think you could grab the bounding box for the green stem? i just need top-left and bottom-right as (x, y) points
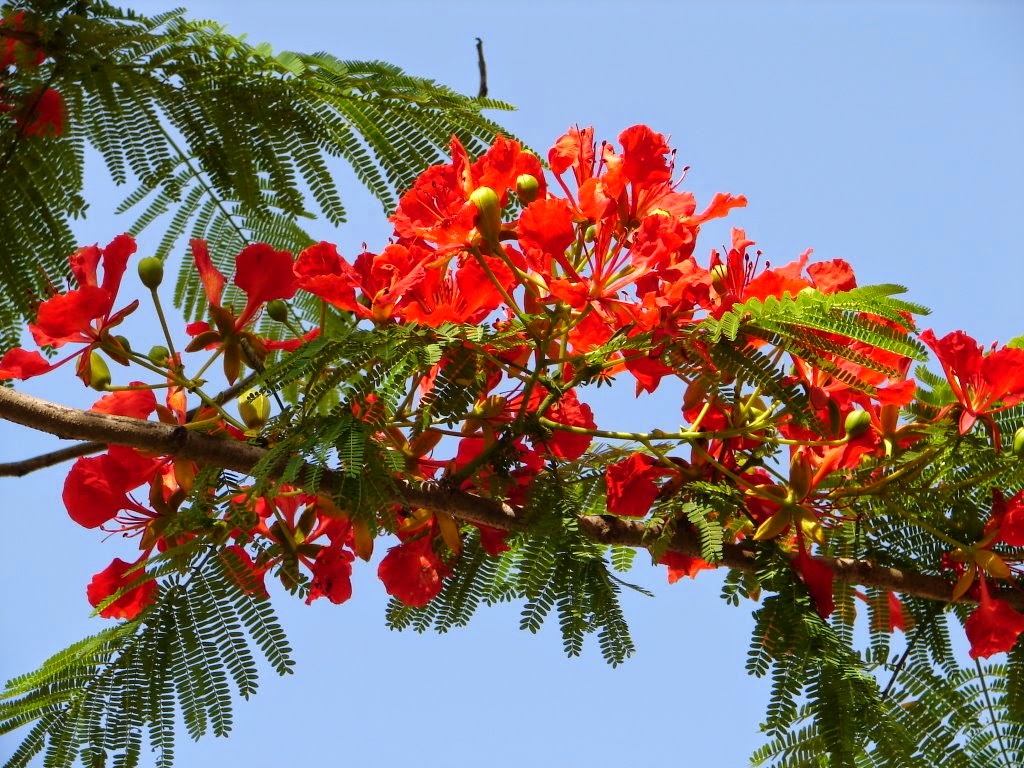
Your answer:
(149, 287), (180, 366)
(975, 657), (1014, 768)
(152, 119), (251, 248)
(885, 496), (967, 550)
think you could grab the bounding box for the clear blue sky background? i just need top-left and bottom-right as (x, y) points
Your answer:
(2, 2), (1023, 766)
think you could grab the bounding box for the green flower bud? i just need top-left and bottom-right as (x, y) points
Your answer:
(1013, 426), (1024, 457)
(845, 409), (872, 439)
(238, 389), (271, 430)
(584, 224), (598, 242)
(515, 174), (540, 205)
(89, 352), (111, 391)
(469, 186), (502, 246)
(266, 299), (289, 323)
(114, 335), (131, 354)
(147, 345), (170, 366)
(137, 257), (164, 290)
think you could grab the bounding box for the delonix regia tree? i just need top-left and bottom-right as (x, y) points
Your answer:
(2, 3), (1024, 767)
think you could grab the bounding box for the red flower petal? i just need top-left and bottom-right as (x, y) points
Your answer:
(91, 385), (157, 419)
(96, 233), (137, 303)
(548, 125), (595, 179)
(19, 88), (64, 137)
(0, 347), (52, 380)
(63, 455), (134, 528)
(234, 242), (297, 323)
(63, 448), (158, 528)
(29, 286), (110, 347)
(887, 592), (907, 634)
(793, 548), (835, 618)
(189, 239), (226, 307)
(659, 551), (714, 583)
(220, 545), (269, 598)
(87, 557), (157, 620)
(683, 192), (748, 227)
(807, 259), (857, 294)
(518, 198), (577, 270)
(294, 241), (359, 313)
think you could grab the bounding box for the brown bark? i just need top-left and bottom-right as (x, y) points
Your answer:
(0, 386), (1003, 609)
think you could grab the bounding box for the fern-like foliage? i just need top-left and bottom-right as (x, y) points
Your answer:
(0, 547), (292, 768)
(385, 467), (643, 667)
(751, 643), (1024, 767)
(0, 0), (513, 345)
(701, 286), (929, 397)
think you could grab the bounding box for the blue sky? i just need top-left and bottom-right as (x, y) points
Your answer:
(2, 2), (1023, 765)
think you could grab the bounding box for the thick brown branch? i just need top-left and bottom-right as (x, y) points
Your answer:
(0, 374), (259, 477)
(0, 386), (1008, 609)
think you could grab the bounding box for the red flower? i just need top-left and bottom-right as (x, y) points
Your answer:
(401, 252), (514, 326)
(538, 389), (596, 461)
(17, 87), (64, 137)
(295, 241), (429, 324)
(965, 579), (1024, 659)
(221, 545), (269, 598)
(709, 229), (813, 318)
(920, 329), (1024, 441)
(233, 242), (299, 325)
(793, 543), (835, 619)
(190, 239), (297, 331)
(391, 134), (541, 250)
(476, 524), (511, 556)
(605, 453), (664, 518)
(548, 126), (596, 183)
(517, 197), (577, 278)
(806, 259), (857, 294)
(1, 12), (45, 68)
(377, 535), (449, 607)
(63, 445), (160, 529)
(991, 489), (1024, 547)
(293, 241), (360, 312)
(31, 234), (137, 348)
(186, 240), (298, 381)
(87, 557), (158, 620)
(306, 546), (355, 605)
(27, 234), (138, 385)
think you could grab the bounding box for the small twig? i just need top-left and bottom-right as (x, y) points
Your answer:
(475, 37), (487, 98)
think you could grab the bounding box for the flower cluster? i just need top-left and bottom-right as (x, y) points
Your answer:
(0, 11), (64, 137)
(4, 125), (1024, 661)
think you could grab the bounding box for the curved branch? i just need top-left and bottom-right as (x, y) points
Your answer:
(0, 386), (1003, 610)
(0, 440), (104, 476)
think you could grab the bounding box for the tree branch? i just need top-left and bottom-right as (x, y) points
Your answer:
(475, 37), (487, 98)
(0, 440), (105, 476)
(0, 373), (259, 477)
(0, 386), (1001, 609)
